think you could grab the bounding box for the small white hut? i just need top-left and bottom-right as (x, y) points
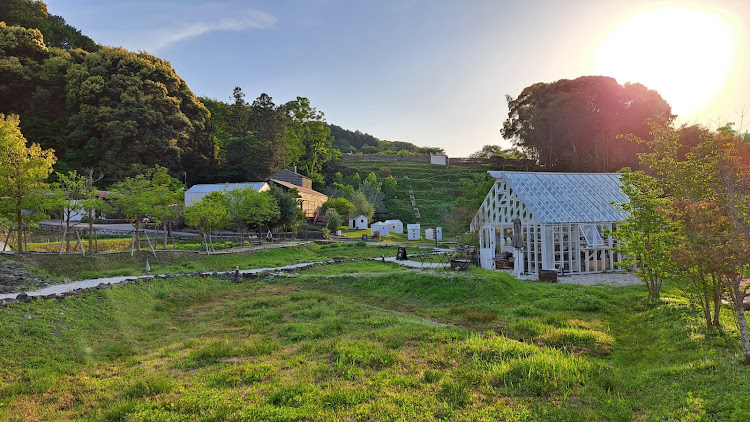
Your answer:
(384, 219), (404, 233)
(425, 227), (443, 241)
(407, 224), (421, 240)
(471, 171), (627, 275)
(349, 215), (368, 230)
(371, 222), (390, 237)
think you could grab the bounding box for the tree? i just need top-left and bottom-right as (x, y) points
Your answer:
(613, 170), (678, 301)
(146, 166), (183, 249)
(325, 209), (343, 232)
(225, 188), (279, 245)
(502, 76), (672, 172)
(350, 191), (374, 220)
(469, 144), (521, 159)
(626, 118), (750, 362)
(359, 177), (386, 214)
(225, 187), (279, 246)
(0, 114), (56, 252)
(110, 174), (152, 253)
(78, 167), (105, 253)
(184, 192), (227, 253)
(381, 175), (398, 198)
(284, 97), (338, 190)
(269, 186), (304, 238)
(320, 197), (355, 219)
(49, 170), (87, 252)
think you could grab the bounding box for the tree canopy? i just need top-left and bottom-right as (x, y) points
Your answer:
(502, 76), (672, 172)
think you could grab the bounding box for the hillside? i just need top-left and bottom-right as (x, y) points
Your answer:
(333, 161), (502, 230)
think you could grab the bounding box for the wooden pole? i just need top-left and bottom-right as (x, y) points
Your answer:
(76, 230), (85, 255)
(143, 228), (157, 257)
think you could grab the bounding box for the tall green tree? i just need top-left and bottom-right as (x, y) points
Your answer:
(613, 170), (678, 301)
(0, 113), (56, 251)
(284, 97), (339, 190)
(269, 186), (304, 238)
(146, 166), (183, 249)
(502, 76), (672, 172)
(49, 170), (87, 252)
(350, 191), (374, 220)
(224, 187), (279, 246)
(184, 192), (227, 254)
(625, 118), (750, 362)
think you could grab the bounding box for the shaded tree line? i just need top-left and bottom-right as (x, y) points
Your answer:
(199, 89), (339, 190)
(329, 124), (444, 156)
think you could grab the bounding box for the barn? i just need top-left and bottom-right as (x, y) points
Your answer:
(471, 171), (627, 275)
(184, 182), (270, 207)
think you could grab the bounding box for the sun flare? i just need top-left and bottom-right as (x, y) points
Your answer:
(593, 6), (739, 119)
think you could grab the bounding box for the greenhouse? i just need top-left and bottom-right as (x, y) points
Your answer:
(471, 171), (628, 275)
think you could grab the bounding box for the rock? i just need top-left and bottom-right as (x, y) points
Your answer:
(16, 293), (30, 302)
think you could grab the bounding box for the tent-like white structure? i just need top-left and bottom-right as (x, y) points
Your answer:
(471, 171), (627, 275)
(184, 182), (270, 207)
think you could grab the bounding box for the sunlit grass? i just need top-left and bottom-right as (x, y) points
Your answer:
(0, 264), (749, 420)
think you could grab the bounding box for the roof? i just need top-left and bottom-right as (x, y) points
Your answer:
(487, 171), (627, 224)
(185, 182), (268, 194)
(350, 215), (367, 220)
(384, 219), (402, 224)
(269, 179), (327, 198)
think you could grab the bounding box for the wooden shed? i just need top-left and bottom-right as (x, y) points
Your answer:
(471, 171), (627, 275)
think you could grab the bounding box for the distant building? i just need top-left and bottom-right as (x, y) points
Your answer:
(371, 221), (390, 237)
(268, 167), (328, 218)
(269, 167), (313, 190)
(384, 219), (404, 234)
(184, 182), (270, 207)
(349, 215), (368, 230)
(407, 223), (421, 240)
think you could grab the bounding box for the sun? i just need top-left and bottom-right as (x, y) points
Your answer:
(593, 6), (739, 119)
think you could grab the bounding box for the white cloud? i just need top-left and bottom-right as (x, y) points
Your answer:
(135, 9), (277, 52)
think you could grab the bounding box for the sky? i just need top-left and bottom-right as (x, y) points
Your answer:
(44, 0), (750, 157)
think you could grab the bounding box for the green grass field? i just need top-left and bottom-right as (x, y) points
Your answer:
(1, 259), (749, 420)
(335, 161), (502, 229)
(7, 242), (418, 282)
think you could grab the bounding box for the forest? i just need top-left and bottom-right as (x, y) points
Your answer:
(0, 0), (447, 189)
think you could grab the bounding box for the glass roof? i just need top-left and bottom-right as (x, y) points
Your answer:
(487, 171), (627, 224)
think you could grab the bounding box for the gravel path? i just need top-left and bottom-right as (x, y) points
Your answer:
(535, 271), (641, 286)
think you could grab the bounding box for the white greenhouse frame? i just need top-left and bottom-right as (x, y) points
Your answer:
(471, 171), (628, 275)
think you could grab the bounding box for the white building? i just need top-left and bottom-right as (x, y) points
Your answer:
(349, 215), (368, 230)
(184, 182), (270, 207)
(471, 171), (627, 275)
(407, 223), (421, 240)
(384, 219), (404, 234)
(371, 222), (390, 237)
(425, 227), (443, 241)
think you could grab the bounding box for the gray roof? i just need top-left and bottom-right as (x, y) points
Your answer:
(185, 182), (268, 194)
(488, 171), (627, 224)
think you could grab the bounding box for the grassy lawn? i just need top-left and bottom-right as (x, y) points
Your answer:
(6, 243), (419, 282)
(1, 263), (749, 420)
